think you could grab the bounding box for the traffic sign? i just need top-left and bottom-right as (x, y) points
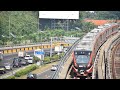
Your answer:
(35, 51), (45, 55)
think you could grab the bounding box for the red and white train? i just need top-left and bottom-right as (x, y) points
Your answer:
(71, 23), (119, 78)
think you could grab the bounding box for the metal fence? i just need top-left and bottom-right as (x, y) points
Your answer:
(51, 38), (81, 79)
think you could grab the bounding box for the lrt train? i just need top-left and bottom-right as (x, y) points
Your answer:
(71, 23), (119, 78)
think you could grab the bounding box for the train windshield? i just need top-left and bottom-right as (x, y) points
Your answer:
(74, 50), (91, 64)
(76, 55), (90, 64)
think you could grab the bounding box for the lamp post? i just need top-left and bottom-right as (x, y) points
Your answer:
(50, 37), (52, 57)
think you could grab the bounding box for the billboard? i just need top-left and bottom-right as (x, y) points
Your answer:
(39, 11), (79, 19)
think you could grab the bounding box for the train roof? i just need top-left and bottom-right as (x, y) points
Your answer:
(74, 23), (118, 51)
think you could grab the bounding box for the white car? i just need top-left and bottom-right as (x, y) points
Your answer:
(51, 65), (57, 71)
(25, 55), (30, 60)
(28, 59), (33, 64)
(4, 63), (12, 70)
(25, 55), (33, 60)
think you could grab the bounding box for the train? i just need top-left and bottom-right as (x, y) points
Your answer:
(71, 22), (120, 79)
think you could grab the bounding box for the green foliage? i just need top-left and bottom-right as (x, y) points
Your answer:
(14, 64), (38, 77)
(2, 11), (119, 45)
(81, 11), (120, 20)
(5, 76), (15, 79)
(33, 56), (40, 62)
(59, 52), (65, 58)
(0, 11), (38, 45)
(44, 56), (50, 62)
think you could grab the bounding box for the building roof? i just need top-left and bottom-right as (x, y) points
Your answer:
(84, 19), (120, 26)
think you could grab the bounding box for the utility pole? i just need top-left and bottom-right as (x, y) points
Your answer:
(41, 32), (42, 49)
(50, 37), (52, 57)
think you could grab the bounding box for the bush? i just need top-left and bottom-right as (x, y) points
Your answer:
(50, 54), (59, 61)
(59, 53), (65, 58)
(14, 64), (38, 77)
(44, 56), (50, 62)
(5, 76), (15, 79)
(33, 56), (40, 62)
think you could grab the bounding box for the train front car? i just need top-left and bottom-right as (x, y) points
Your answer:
(73, 50), (92, 78)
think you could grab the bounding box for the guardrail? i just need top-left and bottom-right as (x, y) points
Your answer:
(51, 38), (81, 79)
(0, 42), (51, 49)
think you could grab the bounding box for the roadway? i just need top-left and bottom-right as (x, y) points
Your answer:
(37, 69), (55, 79)
(0, 48), (55, 76)
(37, 61), (59, 79)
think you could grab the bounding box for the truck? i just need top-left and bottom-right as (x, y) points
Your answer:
(54, 45), (63, 55)
(18, 51), (26, 58)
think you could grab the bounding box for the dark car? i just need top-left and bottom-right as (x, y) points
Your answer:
(0, 66), (6, 74)
(13, 58), (22, 67)
(27, 73), (37, 79)
(19, 58), (29, 65)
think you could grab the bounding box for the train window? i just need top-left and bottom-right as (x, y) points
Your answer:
(112, 28), (113, 32)
(76, 55), (90, 64)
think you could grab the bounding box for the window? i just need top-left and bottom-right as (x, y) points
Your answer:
(75, 55), (90, 64)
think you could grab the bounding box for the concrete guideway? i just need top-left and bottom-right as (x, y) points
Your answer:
(58, 54), (73, 79)
(93, 32), (120, 79)
(109, 38), (120, 79)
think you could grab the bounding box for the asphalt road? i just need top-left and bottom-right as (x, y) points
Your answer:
(0, 48), (55, 76)
(37, 61), (59, 79)
(37, 69), (56, 79)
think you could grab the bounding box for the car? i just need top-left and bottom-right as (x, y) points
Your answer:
(0, 66), (6, 74)
(19, 58), (29, 65)
(4, 63), (12, 70)
(25, 55), (33, 60)
(27, 73), (37, 79)
(51, 65), (58, 71)
(13, 58), (22, 68)
(27, 58), (34, 64)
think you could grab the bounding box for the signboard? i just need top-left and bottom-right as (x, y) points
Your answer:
(34, 49), (45, 60)
(39, 11), (79, 19)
